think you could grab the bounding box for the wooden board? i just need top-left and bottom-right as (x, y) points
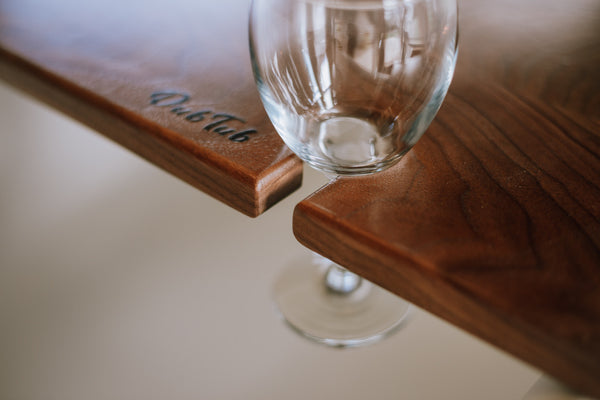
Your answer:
(293, 0), (600, 395)
(0, 0), (302, 217)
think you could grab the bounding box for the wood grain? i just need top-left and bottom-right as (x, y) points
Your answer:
(294, 0), (600, 395)
(0, 0), (302, 217)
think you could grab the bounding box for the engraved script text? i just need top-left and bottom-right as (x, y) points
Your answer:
(150, 91), (257, 142)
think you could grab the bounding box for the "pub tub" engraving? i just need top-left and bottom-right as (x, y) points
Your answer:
(150, 91), (258, 143)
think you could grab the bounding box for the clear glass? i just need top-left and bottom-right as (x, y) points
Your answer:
(250, 0), (457, 346)
(250, 0), (458, 175)
(273, 253), (413, 347)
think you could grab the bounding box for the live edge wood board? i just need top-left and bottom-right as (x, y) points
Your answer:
(294, 0), (600, 396)
(0, 0), (302, 217)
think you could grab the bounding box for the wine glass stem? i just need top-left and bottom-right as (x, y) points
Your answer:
(325, 264), (362, 294)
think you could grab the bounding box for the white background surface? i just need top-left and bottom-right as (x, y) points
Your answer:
(0, 81), (541, 399)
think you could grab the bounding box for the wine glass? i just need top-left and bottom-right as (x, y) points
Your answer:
(249, 0), (458, 347)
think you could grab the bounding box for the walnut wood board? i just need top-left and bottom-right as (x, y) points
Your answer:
(0, 0), (302, 217)
(294, 0), (600, 395)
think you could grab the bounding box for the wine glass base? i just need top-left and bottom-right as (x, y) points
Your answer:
(273, 255), (412, 348)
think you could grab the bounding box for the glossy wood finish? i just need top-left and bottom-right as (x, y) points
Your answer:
(0, 0), (302, 217)
(294, 0), (600, 395)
